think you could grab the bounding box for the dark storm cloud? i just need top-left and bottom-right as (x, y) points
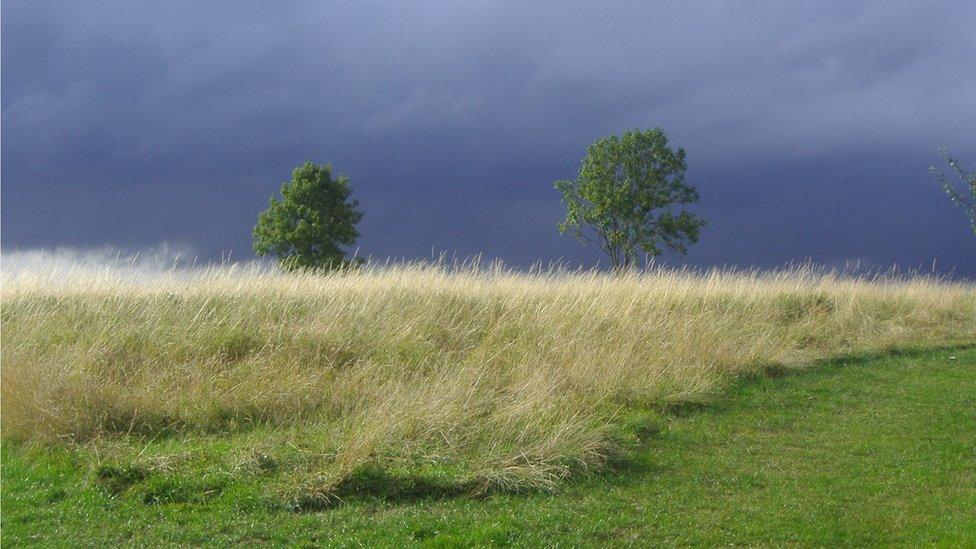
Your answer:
(3, 1), (975, 273)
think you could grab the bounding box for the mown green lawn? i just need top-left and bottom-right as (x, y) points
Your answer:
(3, 347), (974, 547)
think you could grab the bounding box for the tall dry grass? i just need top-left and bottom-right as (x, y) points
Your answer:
(2, 261), (974, 495)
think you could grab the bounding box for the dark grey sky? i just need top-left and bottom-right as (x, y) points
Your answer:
(3, 1), (975, 274)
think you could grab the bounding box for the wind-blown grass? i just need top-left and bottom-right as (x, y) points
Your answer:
(2, 261), (973, 501)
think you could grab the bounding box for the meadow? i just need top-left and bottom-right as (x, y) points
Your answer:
(1, 261), (974, 544)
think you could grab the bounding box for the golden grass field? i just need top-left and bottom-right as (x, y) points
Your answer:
(2, 261), (974, 500)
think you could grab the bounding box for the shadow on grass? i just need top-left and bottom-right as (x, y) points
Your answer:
(96, 402), (328, 443)
(305, 343), (976, 510)
(555, 342), (975, 494)
(86, 343), (976, 512)
(742, 342), (976, 385)
(283, 466), (510, 513)
(644, 344), (974, 423)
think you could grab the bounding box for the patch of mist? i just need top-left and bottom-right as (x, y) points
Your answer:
(0, 244), (274, 287)
(2, 243), (195, 273)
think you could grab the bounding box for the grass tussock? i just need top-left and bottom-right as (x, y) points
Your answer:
(2, 261), (974, 498)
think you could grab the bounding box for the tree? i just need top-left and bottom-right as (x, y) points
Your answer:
(555, 128), (705, 269)
(253, 161), (364, 271)
(930, 148), (976, 235)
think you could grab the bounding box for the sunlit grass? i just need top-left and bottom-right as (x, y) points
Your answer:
(2, 260), (973, 502)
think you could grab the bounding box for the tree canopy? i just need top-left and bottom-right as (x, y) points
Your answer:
(931, 148), (976, 235)
(555, 128), (705, 269)
(253, 161), (363, 270)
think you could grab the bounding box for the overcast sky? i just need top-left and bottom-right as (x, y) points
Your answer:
(3, 1), (975, 274)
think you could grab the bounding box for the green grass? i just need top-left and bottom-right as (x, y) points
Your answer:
(3, 346), (974, 547)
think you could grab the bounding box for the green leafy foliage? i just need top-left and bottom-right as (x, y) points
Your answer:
(555, 128), (706, 269)
(930, 148), (976, 235)
(253, 161), (364, 270)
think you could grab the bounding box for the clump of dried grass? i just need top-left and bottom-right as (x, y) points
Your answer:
(2, 261), (973, 493)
